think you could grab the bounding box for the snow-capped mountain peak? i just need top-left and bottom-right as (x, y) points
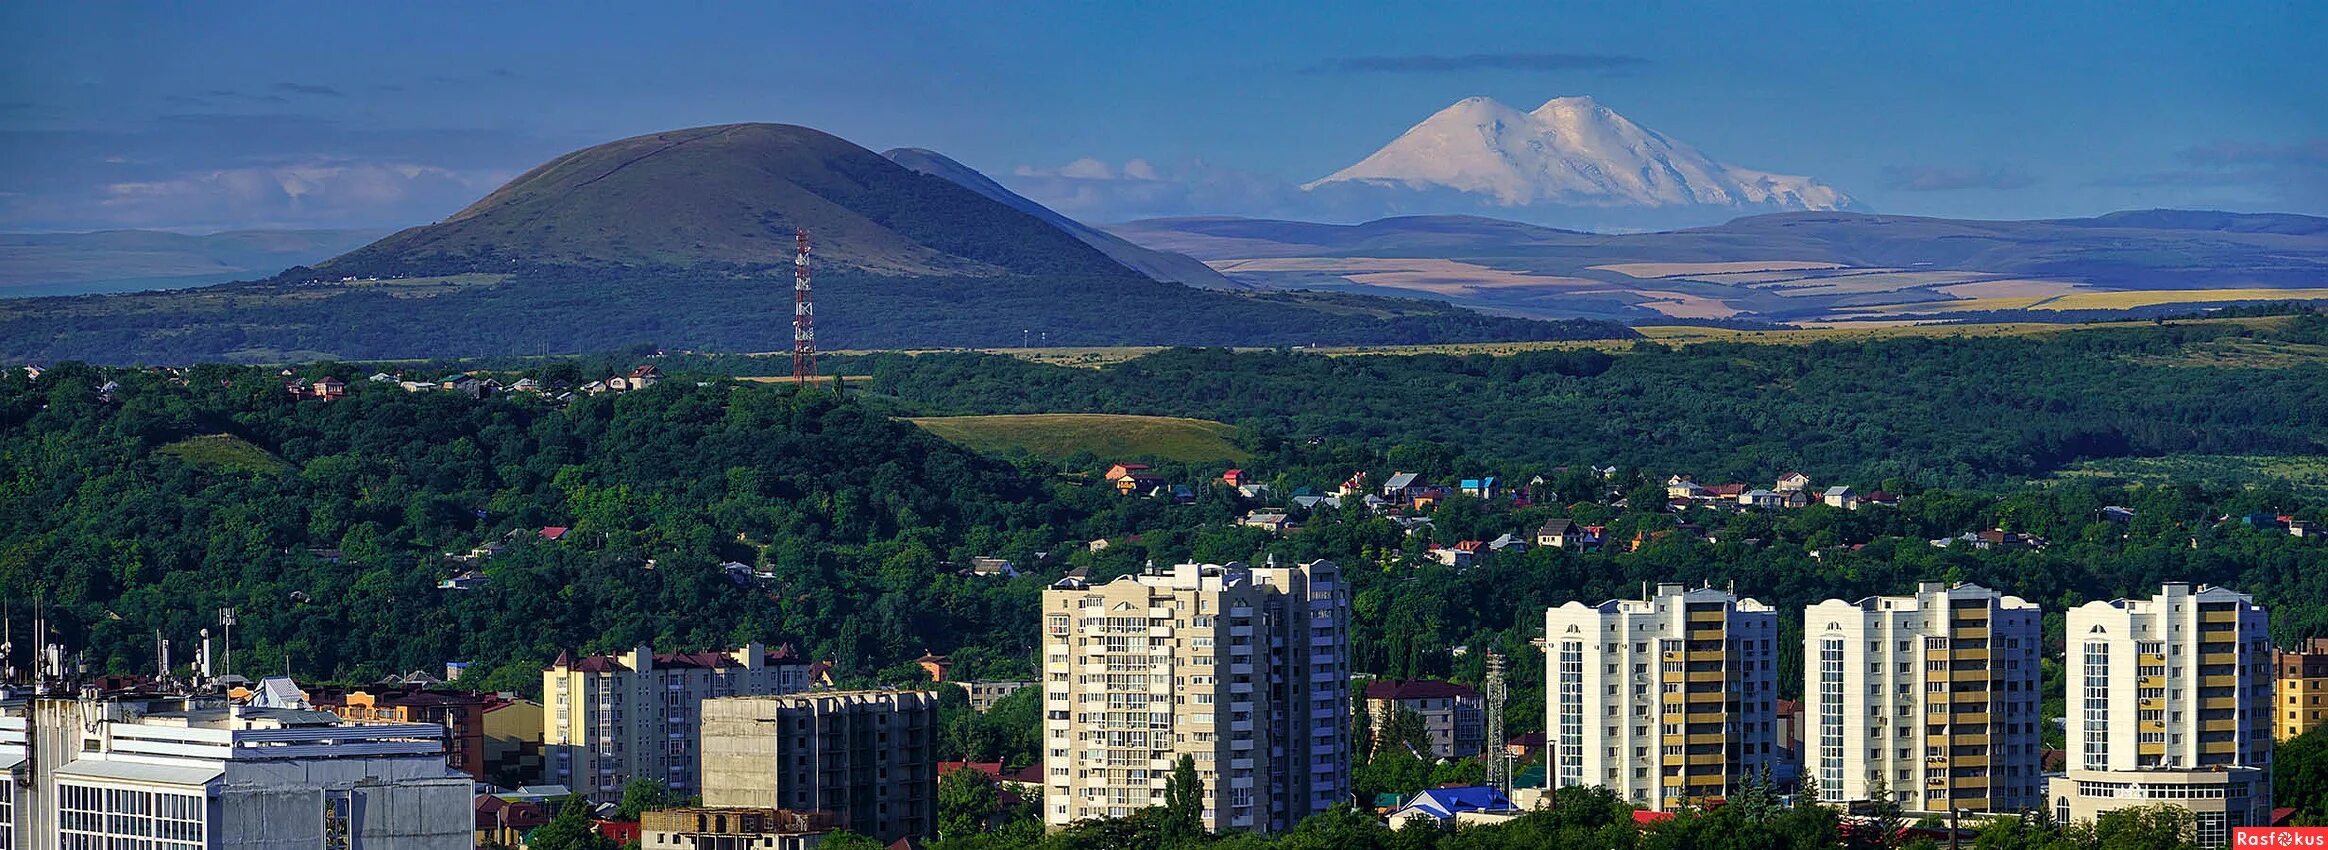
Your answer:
(1304, 95), (1854, 213)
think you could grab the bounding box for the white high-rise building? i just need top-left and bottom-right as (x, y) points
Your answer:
(1041, 560), (1349, 833)
(2047, 583), (2273, 847)
(1803, 582), (2043, 816)
(0, 694), (471, 849)
(1543, 583), (1779, 811)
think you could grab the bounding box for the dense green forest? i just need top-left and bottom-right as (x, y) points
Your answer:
(787, 314), (2328, 488)
(6, 357), (2325, 713)
(0, 365), (1083, 690)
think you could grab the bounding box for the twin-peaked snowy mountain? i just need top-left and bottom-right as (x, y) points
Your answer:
(1303, 96), (1857, 227)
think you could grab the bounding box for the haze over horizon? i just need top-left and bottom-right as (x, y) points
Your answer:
(2, 1), (2322, 233)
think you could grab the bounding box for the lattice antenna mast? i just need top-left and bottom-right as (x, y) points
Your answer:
(1485, 650), (1512, 801)
(791, 229), (817, 382)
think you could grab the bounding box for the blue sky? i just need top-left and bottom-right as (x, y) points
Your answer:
(1, 1), (2321, 231)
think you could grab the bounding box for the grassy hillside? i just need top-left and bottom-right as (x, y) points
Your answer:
(907, 414), (1249, 463)
(2053, 454), (2328, 496)
(156, 434), (291, 474)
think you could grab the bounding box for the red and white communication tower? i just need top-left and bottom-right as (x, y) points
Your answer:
(791, 228), (817, 381)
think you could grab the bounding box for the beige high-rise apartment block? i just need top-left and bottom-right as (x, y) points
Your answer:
(1040, 560), (1349, 833)
(2276, 637), (2328, 742)
(1544, 583), (1779, 811)
(1803, 582), (2043, 816)
(2047, 583), (2272, 847)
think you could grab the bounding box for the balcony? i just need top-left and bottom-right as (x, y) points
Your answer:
(1950, 627), (1989, 640)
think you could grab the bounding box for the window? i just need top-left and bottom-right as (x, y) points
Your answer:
(2081, 643), (2110, 770)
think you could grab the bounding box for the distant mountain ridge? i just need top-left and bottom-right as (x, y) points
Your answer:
(1302, 96), (1857, 229)
(322, 123), (1154, 279)
(881, 147), (1241, 290)
(0, 123), (1629, 363)
(1109, 209), (2328, 324)
(1, 228), (387, 297)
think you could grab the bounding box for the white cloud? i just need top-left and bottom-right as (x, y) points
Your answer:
(1004, 157), (1312, 222)
(78, 159), (509, 228)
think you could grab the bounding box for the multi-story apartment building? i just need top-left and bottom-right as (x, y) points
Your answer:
(543, 642), (810, 801)
(0, 694), (471, 849)
(2047, 584), (2273, 847)
(1041, 560), (1350, 833)
(1803, 582), (2043, 816)
(699, 690), (939, 843)
(961, 680), (1034, 713)
(310, 684), (544, 784)
(1363, 679), (1484, 758)
(1543, 583), (1779, 811)
(2276, 637), (2328, 741)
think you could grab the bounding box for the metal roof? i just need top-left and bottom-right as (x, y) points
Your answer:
(55, 759), (223, 787)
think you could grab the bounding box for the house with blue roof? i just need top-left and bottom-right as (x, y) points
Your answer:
(1459, 477), (1498, 499)
(1386, 786), (1515, 828)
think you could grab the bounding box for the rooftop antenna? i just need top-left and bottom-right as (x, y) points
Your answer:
(218, 608), (237, 682)
(791, 229), (817, 383)
(1, 601), (12, 684)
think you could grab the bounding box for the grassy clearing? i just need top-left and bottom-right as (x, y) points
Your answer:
(906, 414), (1249, 463)
(2126, 337), (2328, 369)
(2052, 455), (2328, 496)
(157, 434), (291, 475)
